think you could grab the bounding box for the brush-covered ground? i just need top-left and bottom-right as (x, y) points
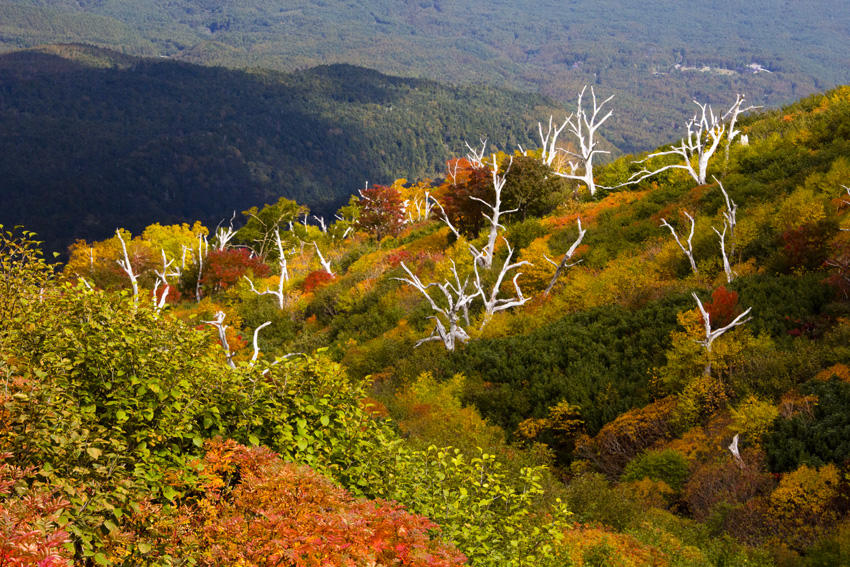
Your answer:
(3, 85), (850, 566)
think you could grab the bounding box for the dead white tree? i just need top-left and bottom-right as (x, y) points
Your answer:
(404, 191), (435, 223)
(723, 94), (761, 172)
(152, 249), (180, 310)
(251, 321), (272, 364)
(244, 230), (292, 309)
(728, 433), (744, 468)
(629, 101), (726, 186)
(713, 222), (734, 284)
(465, 139), (488, 168)
(471, 155), (516, 269)
(661, 212), (698, 274)
(692, 292), (753, 375)
(115, 230), (139, 304)
(544, 218), (587, 295)
(536, 115), (570, 167)
(213, 212), (238, 251)
(717, 178), (738, 257)
(195, 232), (207, 302)
(473, 238), (530, 329)
(396, 261), (480, 351)
(431, 155), (516, 270)
(551, 86), (614, 197)
(203, 311), (236, 369)
(313, 241), (334, 275)
(313, 215), (327, 234)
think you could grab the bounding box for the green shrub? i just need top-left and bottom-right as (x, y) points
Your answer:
(621, 449), (691, 491)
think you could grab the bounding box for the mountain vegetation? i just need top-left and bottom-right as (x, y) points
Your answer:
(2, 0), (850, 152)
(5, 78), (850, 565)
(0, 45), (569, 255)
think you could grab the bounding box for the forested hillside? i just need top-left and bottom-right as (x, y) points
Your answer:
(4, 84), (850, 565)
(2, 0), (849, 151)
(0, 44), (567, 255)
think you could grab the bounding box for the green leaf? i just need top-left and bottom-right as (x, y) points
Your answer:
(296, 438), (308, 451)
(192, 436), (203, 447)
(320, 415), (330, 427)
(94, 553), (109, 566)
(103, 520), (117, 533)
(248, 435), (259, 446)
(138, 543), (152, 554)
(86, 447), (102, 460)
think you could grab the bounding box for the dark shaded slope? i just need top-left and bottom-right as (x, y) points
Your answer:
(0, 47), (561, 253)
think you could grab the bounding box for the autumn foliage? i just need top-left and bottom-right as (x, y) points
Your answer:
(0, 454), (72, 567)
(301, 269), (335, 293)
(194, 440), (468, 566)
(356, 184), (406, 241)
(202, 248), (270, 293)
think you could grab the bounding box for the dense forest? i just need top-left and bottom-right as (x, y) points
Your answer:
(0, 44), (571, 255)
(4, 81), (850, 566)
(2, 0), (849, 151)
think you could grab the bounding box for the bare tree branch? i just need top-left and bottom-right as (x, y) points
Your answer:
(628, 101), (725, 186)
(545, 218), (587, 295)
(723, 93), (761, 173)
(395, 261), (480, 350)
(692, 292), (753, 353)
(114, 229), (139, 304)
(251, 321), (272, 363)
(661, 213), (698, 274)
(473, 237), (531, 329)
(313, 241), (334, 275)
(470, 155), (517, 269)
(203, 311), (236, 369)
(551, 86), (614, 197)
(713, 222), (735, 283)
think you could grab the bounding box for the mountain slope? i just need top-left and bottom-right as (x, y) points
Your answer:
(0, 45), (568, 254)
(2, 0), (849, 151)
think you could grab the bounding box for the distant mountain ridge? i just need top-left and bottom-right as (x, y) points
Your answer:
(2, 0), (849, 151)
(0, 45), (569, 254)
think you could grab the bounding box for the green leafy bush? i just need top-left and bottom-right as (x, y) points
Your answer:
(622, 449), (690, 491)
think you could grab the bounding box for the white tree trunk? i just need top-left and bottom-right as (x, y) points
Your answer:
(115, 229), (139, 304)
(474, 237), (531, 329)
(545, 218), (587, 295)
(396, 261), (480, 351)
(661, 213), (698, 274)
(550, 86), (614, 197)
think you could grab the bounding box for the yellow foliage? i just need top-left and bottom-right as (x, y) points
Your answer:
(656, 307), (773, 391)
(804, 157), (850, 195)
(142, 221), (208, 262)
(518, 235), (555, 293)
(730, 396), (779, 445)
(675, 374), (729, 428)
(394, 372), (505, 451)
(769, 464), (841, 539)
(559, 526), (667, 567)
(620, 478), (677, 510)
(404, 226), (451, 253)
(775, 188), (826, 232)
(516, 400), (583, 443)
(734, 202), (776, 253)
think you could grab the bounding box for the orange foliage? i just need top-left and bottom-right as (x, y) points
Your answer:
(559, 525), (667, 567)
(544, 190), (649, 230)
(814, 363), (850, 383)
(136, 440), (469, 566)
